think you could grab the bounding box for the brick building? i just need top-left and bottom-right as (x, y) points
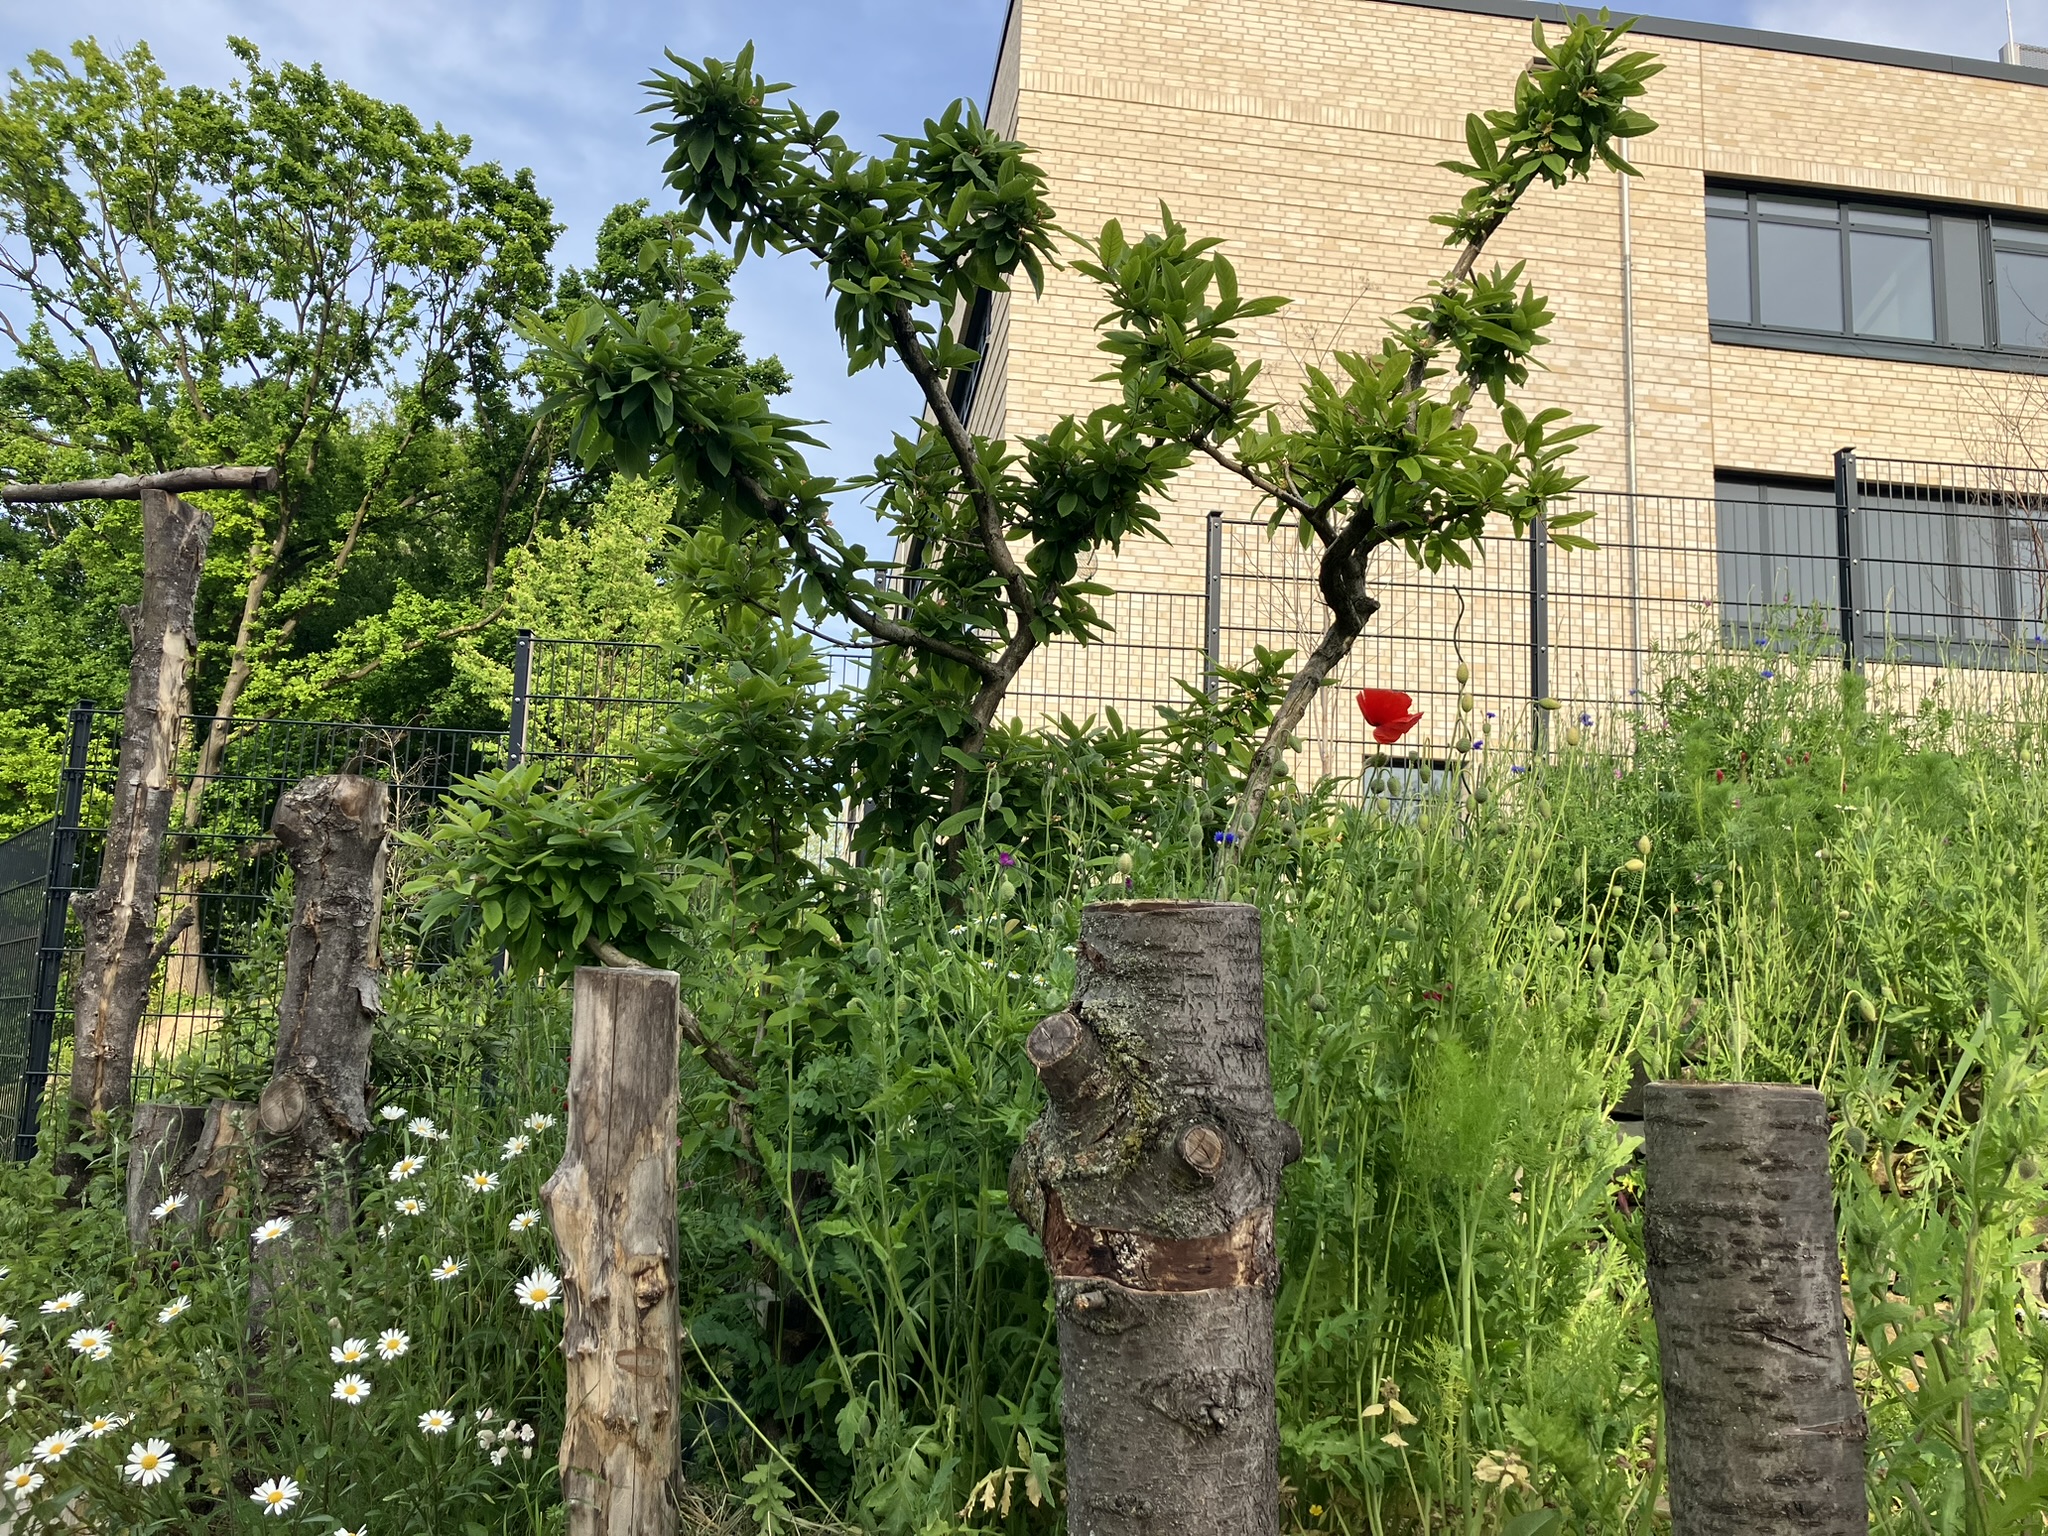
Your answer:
(958, 0), (2048, 775)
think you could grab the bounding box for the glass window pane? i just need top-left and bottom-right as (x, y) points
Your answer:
(1757, 196), (1838, 223)
(1993, 221), (2048, 250)
(1937, 217), (1986, 348)
(1707, 216), (1752, 323)
(1851, 231), (1934, 340)
(1758, 221), (1843, 330)
(1996, 249), (2048, 349)
(1849, 207), (1929, 232)
(1706, 189), (1748, 216)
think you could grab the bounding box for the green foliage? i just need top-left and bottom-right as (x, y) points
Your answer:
(404, 763), (687, 979)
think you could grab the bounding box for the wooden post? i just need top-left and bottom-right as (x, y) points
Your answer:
(254, 775), (390, 1235)
(1644, 1082), (1867, 1535)
(126, 1102), (206, 1248)
(1009, 901), (1299, 1536)
(543, 967), (683, 1535)
(58, 487), (214, 1184)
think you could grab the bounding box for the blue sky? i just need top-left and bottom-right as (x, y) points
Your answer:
(3, 0), (2041, 550)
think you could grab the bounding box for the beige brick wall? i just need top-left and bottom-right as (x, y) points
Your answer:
(971, 0), (2048, 746)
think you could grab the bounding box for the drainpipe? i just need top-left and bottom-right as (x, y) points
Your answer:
(1620, 170), (1644, 701)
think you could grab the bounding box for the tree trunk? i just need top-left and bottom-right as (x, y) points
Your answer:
(255, 774), (389, 1236)
(543, 966), (683, 1536)
(1643, 1082), (1867, 1535)
(58, 489), (213, 1185)
(182, 1097), (259, 1242)
(1009, 901), (1299, 1536)
(126, 1101), (205, 1248)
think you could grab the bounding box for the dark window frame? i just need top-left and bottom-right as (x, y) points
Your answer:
(1707, 183), (2048, 374)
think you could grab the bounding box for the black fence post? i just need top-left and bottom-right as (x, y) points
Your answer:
(1833, 448), (1862, 667)
(18, 701), (94, 1160)
(508, 629), (535, 767)
(1204, 511), (1223, 700)
(1530, 512), (1551, 750)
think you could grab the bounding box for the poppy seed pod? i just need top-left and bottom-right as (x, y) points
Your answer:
(1456, 662), (1471, 685)
(1625, 858), (1644, 873)
(1636, 835), (1652, 858)
(2019, 1153), (2040, 1182)
(1116, 851), (1133, 876)
(987, 792), (1003, 812)
(1565, 726), (1582, 747)
(1459, 691), (1475, 713)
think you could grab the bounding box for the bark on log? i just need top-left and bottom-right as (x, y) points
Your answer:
(1644, 1082), (1867, 1535)
(543, 967), (683, 1535)
(255, 775), (389, 1236)
(0, 465), (279, 503)
(58, 490), (213, 1183)
(182, 1098), (258, 1242)
(1009, 901), (1299, 1536)
(126, 1102), (205, 1248)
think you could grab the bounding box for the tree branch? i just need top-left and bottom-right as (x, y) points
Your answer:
(583, 936), (757, 1092)
(2, 466), (280, 503)
(883, 299), (1037, 629)
(337, 603), (507, 683)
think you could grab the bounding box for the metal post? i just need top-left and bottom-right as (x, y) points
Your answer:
(1530, 513), (1551, 751)
(1833, 448), (1861, 667)
(1204, 511), (1223, 700)
(18, 701), (93, 1160)
(508, 629), (535, 767)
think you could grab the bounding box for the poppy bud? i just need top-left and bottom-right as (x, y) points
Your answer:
(1116, 851), (1133, 876)
(1650, 938), (1668, 961)
(1637, 836), (1652, 858)
(1459, 691), (1474, 713)
(915, 860), (933, 880)
(987, 792), (1004, 812)
(2020, 1153), (2040, 1182)
(1456, 662), (1471, 685)
(1537, 697), (1561, 711)
(866, 946), (885, 968)
(1845, 1124), (1869, 1159)
(1548, 923), (1567, 943)
(1565, 726), (1582, 747)
(1625, 858), (1644, 873)
(1855, 992), (1878, 1023)
(1309, 991), (1329, 1014)
(1472, 785), (1490, 805)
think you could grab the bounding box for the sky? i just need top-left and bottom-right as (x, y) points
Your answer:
(3, 0), (2043, 551)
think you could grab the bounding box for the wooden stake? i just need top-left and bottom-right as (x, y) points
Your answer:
(1009, 901), (1299, 1536)
(255, 775), (390, 1235)
(126, 1102), (205, 1248)
(58, 489), (213, 1186)
(1644, 1082), (1868, 1535)
(543, 966), (683, 1535)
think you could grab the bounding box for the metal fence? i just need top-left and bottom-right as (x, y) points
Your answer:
(1208, 451), (2048, 786)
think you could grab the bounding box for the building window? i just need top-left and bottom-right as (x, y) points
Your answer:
(1707, 187), (2048, 369)
(1716, 472), (2048, 660)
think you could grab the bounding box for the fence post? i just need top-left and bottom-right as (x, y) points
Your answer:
(1833, 448), (1862, 667)
(18, 701), (94, 1161)
(1204, 511), (1223, 700)
(508, 629), (535, 768)
(1529, 513), (1551, 748)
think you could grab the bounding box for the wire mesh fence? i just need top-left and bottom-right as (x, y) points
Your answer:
(0, 819), (52, 1157)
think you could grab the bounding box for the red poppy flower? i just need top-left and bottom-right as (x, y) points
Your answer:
(1357, 688), (1423, 745)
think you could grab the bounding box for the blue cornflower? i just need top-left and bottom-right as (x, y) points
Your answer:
(1579, 712), (1594, 727)
(1761, 668), (1776, 679)
(1213, 830), (1237, 846)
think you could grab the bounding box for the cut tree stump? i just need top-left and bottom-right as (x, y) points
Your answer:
(126, 1102), (206, 1248)
(543, 966), (683, 1535)
(1009, 901), (1299, 1536)
(253, 774), (390, 1238)
(57, 488), (213, 1186)
(1644, 1081), (1868, 1535)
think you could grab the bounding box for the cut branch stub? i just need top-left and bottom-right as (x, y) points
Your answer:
(1644, 1082), (1868, 1536)
(1010, 900), (1298, 1536)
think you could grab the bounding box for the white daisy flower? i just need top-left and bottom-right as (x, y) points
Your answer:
(406, 1117), (441, 1140)
(376, 1328), (410, 1360)
(123, 1439), (175, 1486)
(418, 1408), (456, 1435)
(500, 1135), (530, 1161)
(429, 1257), (466, 1282)
(522, 1113), (557, 1132)
(329, 1338), (372, 1365)
(394, 1196), (426, 1217)
(338, 1527), (368, 1536)
(156, 1295), (191, 1324)
(513, 1267), (562, 1311)
(251, 1475), (300, 1515)
(149, 1191), (188, 1221)
(508, 1209), (542, 1234)
(331, 1374), (372, 1407)
(66, 1326), (113, 1357)
(89, 1343), (112, 1361)
(4, 1462), (43, 1498)
(31, 1432), (76, 1464)
(461, 1170), (500, 1195)
(380, 1104), (407, 1121)
(251, 1217), (293, 1246)
(0, 1342), (18, 1371)
(0, 1315), (13, 1335)
(375, 1222), (392, 1239)
(39, 1292), (83, 1316)
(387, 1156), (424, 1183)
(80, 1412), (122, 1438)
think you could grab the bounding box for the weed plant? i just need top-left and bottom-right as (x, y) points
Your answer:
(6, 640), (2048, 1533)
